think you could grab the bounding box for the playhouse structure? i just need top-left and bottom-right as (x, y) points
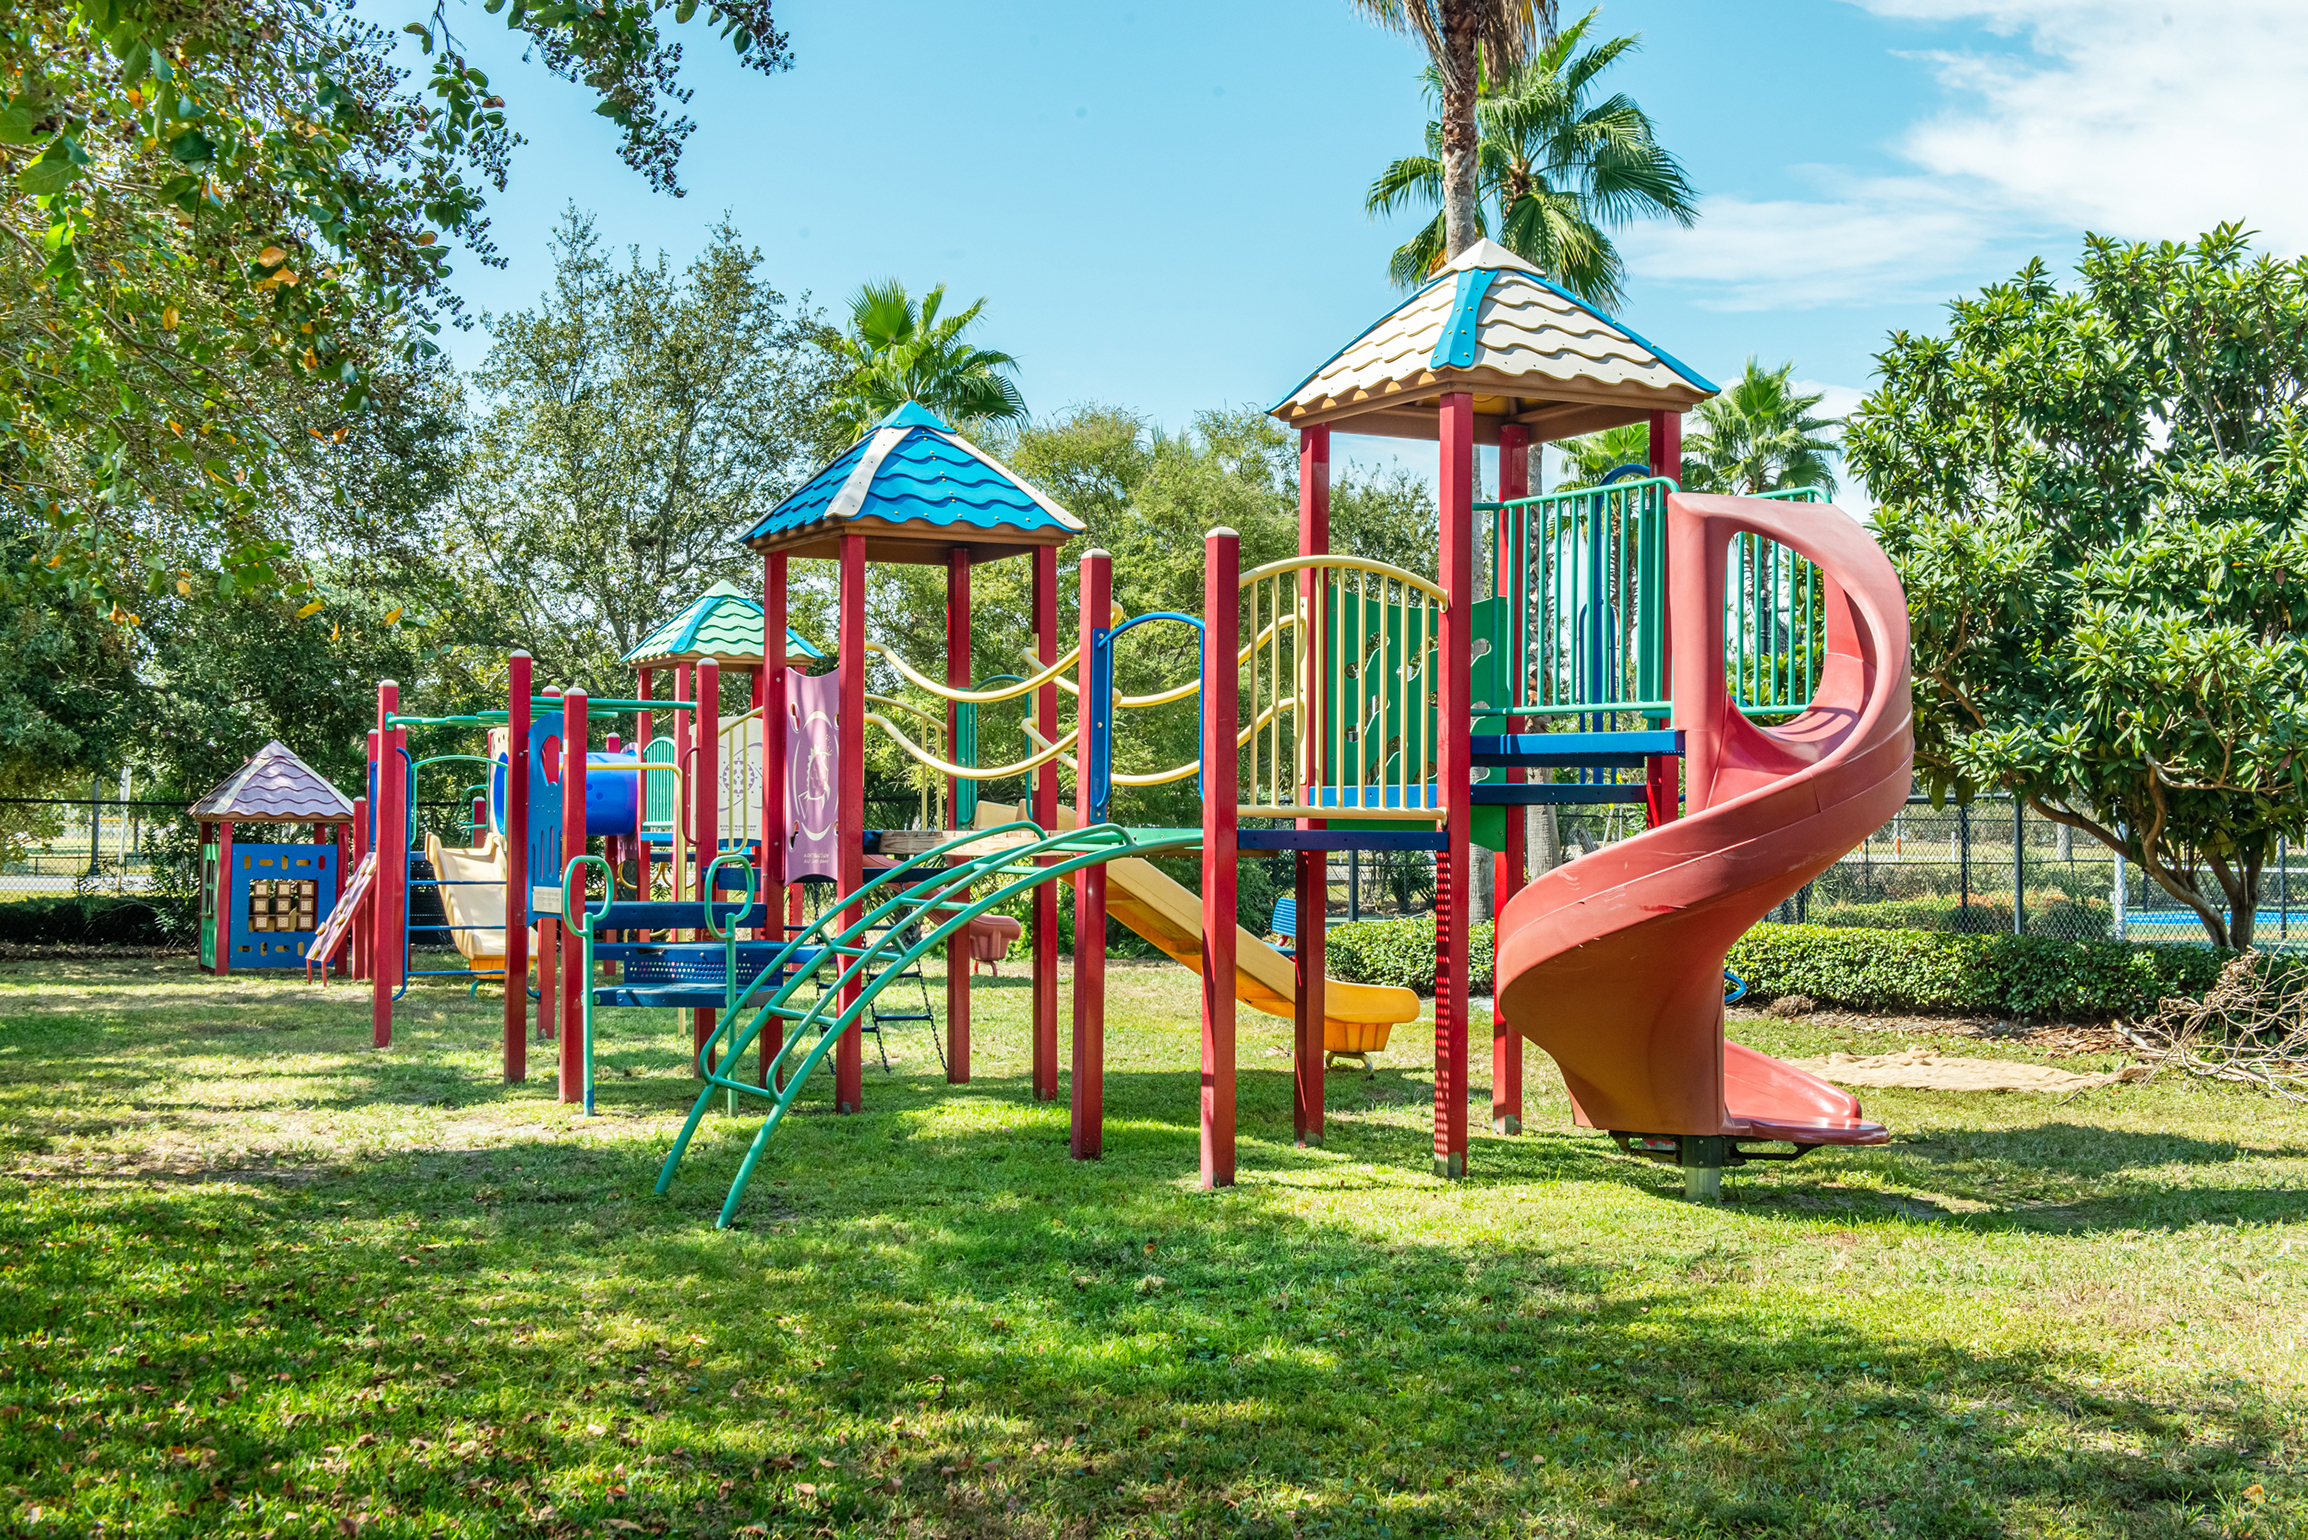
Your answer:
(189, 740), (355, 974)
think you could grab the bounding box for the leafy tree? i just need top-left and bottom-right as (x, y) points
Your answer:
(452, 208), (837, 694)
(1848, 224), (2308, 948)
(0, 548), (135, 861)
(1680, 358), (1838, 496)
(2, 0), (790, 604)
(1349, 0), (1545, 263)
(823, 280), (1026, 444)
(1365, 10), (1696, 303)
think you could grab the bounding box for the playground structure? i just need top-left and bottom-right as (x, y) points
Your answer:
(319, 238), (1909, 1223)
(189, 740), (355, 974)
(641, 240), (1913, 1222)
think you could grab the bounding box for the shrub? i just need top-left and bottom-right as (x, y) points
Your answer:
(0, 895), (187, 947)
(1323, 915), (1492, 996)
(1319, 913), (2240, 1019)
(1726, 923), (2237, 1020)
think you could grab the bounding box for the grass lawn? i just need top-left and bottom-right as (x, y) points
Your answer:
(0, 954), (2303, 1538)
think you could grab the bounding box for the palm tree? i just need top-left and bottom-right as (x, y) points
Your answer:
(1348, 0), (1547, 262)
(1366, 10), (1698, 305)
(1549, 422), (1650, 490)
(1680, 359), (1840, 496)
(825, 280), (1027, 443)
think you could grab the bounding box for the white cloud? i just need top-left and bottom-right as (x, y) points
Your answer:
(1874, 0), (2308, 251)
(1629, 0), (2308, 310)
(1621, 182), (2016, 311)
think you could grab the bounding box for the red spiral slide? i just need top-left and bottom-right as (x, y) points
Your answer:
(1493, 491), (1913, 1171)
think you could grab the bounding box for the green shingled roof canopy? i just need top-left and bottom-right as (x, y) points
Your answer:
(622, 581), (826, 668)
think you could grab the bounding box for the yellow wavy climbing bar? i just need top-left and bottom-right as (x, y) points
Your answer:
(1022, 693), (1288, 787)
(865, 641), (1080, 704)
(1030, 613), (1296, 707)
(868, 714), (1079, 780)
(1238, 552), (1449, 604)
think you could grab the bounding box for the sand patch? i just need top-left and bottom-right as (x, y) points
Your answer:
(1788, 1046), (2146, 1093)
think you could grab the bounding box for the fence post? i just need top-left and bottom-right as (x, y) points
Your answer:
(87, 773), (100, 878)
(1959, 803), (1971, 915)
(2113, 845), (2127, 940)
(2013, 799), (2025, 936)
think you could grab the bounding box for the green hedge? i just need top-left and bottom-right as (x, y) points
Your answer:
(1723, 923), (2234, 1020)
(0, 895), (188, 947)
(1324, 917), (1493, 996)
(1319, 913), (2238, 1019)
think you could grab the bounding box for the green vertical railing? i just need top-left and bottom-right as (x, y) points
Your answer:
(1727, 486), (1828, 716)
(642, 736), (677, 830)
(1478, 475), (1672, 719)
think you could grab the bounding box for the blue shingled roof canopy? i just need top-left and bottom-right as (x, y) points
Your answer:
(742, 402), (1083, 564)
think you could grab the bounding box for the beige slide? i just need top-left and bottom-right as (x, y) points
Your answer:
(974, 803), (1419, 1056)
(423, 830), (511, 980)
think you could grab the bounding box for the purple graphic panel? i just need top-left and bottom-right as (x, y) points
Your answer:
(786, 669), (841, 882)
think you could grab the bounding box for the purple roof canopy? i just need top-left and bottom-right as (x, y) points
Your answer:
(187, 740), (355, 823)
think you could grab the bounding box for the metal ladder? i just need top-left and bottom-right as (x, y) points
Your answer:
(855, 918), (936, 1071)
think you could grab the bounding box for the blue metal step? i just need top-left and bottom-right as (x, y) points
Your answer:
(1470, 729), (1683, 768)
(1470, 784), (1655, 806)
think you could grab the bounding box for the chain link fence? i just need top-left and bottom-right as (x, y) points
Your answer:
(9, 784), (2295, 954)
(0, 793), (175, 895)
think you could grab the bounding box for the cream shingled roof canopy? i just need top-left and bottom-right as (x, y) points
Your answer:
(1270, 239), (1716, 445)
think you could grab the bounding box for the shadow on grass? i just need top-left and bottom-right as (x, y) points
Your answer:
(0, 1108), (2285, 1540)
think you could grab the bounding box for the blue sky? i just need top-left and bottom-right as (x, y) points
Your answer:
(410, 0), (2308, 505)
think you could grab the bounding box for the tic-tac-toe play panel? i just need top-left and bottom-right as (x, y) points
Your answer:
(202, 842), (340, 970)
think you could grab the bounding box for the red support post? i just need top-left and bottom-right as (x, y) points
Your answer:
(944, 545), (972, 1084)
(1295, 425), (1330, 1147)
(1072, 549), (1111, 1160)
(505, 652), (531, 1081)
(635, 666), (653, 935)
(1030, 541), (1060, 1103)
(835, 534), (868, 1114)
(216, 820), (236, 977)
(1201, 527), (1240, 1189)
(1435, 393), (1475, 1179)
(373, 681), (402, 1045)
(537, 688), (561, 1043)
(695, 657), (721, 1075)
(762, 551), (789, 1087)
(332, 820), (351, 977)
(673, 662), (694, 908)
(1492, 425), (1529, 1135)
(750, 663), (766, 939)
(1646, 409), (1683, 827)
(558, 689), (588, 1104)
(351, 788), (371, 982)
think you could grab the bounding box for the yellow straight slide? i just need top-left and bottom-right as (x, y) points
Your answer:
(974, 803), (1419, 1056)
